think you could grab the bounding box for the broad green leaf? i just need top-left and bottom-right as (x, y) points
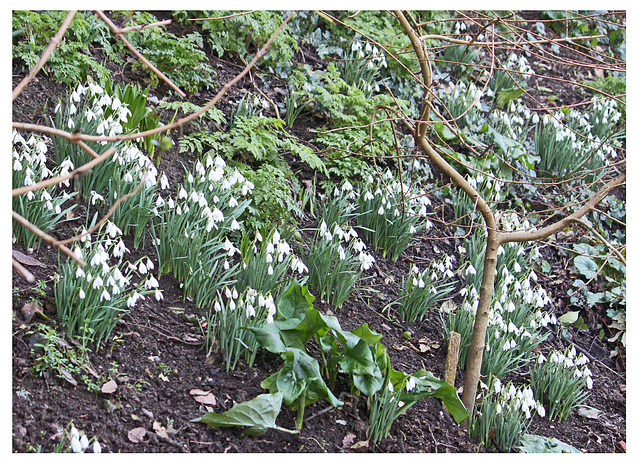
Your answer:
(192, 392), (284, 437)
(558, 311), (580, 325)
(574, 255), (599, 279)
(339, 339), (376, 375)
(518, 434), (581, 453)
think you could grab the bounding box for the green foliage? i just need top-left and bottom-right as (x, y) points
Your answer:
(530, 346), (592, 421)
(174, 10), (299, 77)
(569, 238), (625, 345)
(30, 323), (99, 389)
(12, 132), (76, 248)
(54, 224), (160, 349)
(240, 281), (467, 432)
(304, 64), (409, 179)
(471, 377), (545, 451)
(239, 164), (302, 232)
(583, 76), (626, 103)
(122, 12), (216, 94)
(12, 11), (112, 86)
(540, 11), (626, 58)
(193, 392), (298, 436)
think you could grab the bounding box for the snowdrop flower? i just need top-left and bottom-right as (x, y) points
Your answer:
(155, 289), (163, 301)
(100, 289), (111, 302)
(405, 377), (416, 392)
(71, 436), (83, 453)
(466, 264), (477, 276)
(93, 441), (102, 454)
(80, 435), (90, 450)
(78, 289), (86, 299)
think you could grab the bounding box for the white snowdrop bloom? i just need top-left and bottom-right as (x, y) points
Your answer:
(586, 376), (593, 389)
(359, 251), (375, 270)
(228, 299), (236, 311)
(155, 289), (163, 301)
(138, 262), (148, 275)
(71, 436), (83, 453)
(496, 403), (502, 414)
(267, 265), (274, 275)
(466, 264), (476, 276)
(338, 245), (346, 261)
(405, 377), (416, 392)
(493, 379), (502, 394)
(80, 435), (90, 450)
(418, 277), (425, 288)
(378, 206), (385, 215)
(364, 191), (374, 201)
(576, 355), (589, 366)
(100, 289), (111, 302)
(92, 275), (104, 289)
(145, 276), (159, 289)
(93, 441), (102, 454)
(342, 181), (353, 192)
(78, 288), (86, 299)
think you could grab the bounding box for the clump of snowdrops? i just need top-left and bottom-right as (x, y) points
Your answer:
(444, 217), (555, 379)
(530, 345), (593, 421)
(393, 257), (457, 323)
(470, 377), (545, 451)
(305, 184), (375, 308)
(12, 130), (76, 248)
(52, 81), (160, 249)
(54, 220), (162, 348)
(235, 228), (308, 299)
(55, 422), (102, 453)
(356, 170), (431, 261)
(205, 285), (278, 371)
(152, 154), (252, 308)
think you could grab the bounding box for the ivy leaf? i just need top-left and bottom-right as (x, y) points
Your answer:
(574, 255), (599, 279)
(558, 311), (580, 326)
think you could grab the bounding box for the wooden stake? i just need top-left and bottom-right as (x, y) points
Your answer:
(443, 331), (461, 415)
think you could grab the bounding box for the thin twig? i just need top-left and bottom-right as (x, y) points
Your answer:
(187, 10), (258, 21)
(12, 147), (116, 197)
(12, 258), (35, 283)
(57, 170), (149, 246)
(573, 217), (626, 266)
(95, 10), (186, 98)
(12, 212), (85, 267)
(12, 11), (77, 101)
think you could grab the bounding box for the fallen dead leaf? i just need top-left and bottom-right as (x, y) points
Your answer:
(58, 368), (77, 386)
(619, 440), (626, 452)
(21, 302), (43, 323)
(158, 373), (169, 382)
(153, 420), (169, 439)
(193, 393), (217, 406)
(13, 249), (46, 267)
(350, 440), (369, 449)
(342, 432), (356, 448)
(101, 380), (118, 394)
(128, 427), (147, 443)
(189, 388), (211, 396)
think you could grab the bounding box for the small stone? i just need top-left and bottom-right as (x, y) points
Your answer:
(141, 408), (154, 419)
